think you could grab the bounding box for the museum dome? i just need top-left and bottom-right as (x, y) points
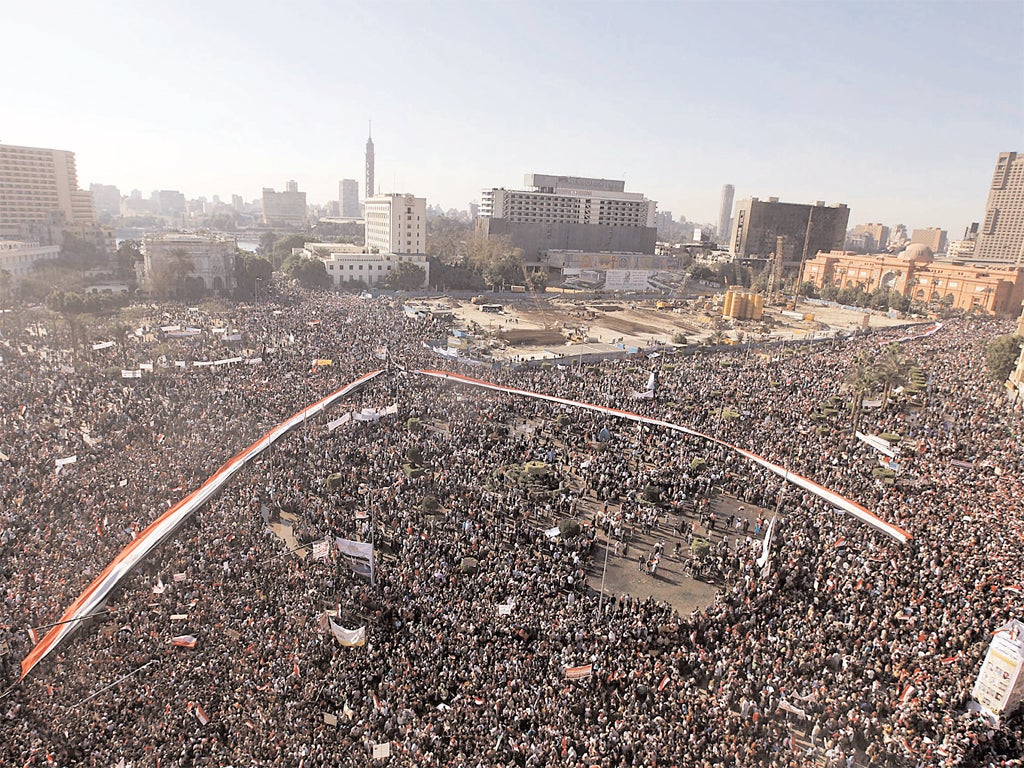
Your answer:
(898, 243), (934, 262)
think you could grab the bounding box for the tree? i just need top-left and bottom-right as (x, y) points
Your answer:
(111, 322), (132, 364)
(426, 215), (471, 264)
(874, 344), (911, 406)
(843, 350), (877, 431)
(381, 261), (426, 291)
(149, 248), (196, 299)
(46, 289), (87, 356)
(985, 334), (1023, 381)
(258, 231), (278, 259)
(59, 232), (99, 268)
(272, 234), (311, 268)
(0, 269), (11, 308)
(234, 253), (274, 300)
(426, 255), (481, 291)
(115, 240), (143, 281)
(797, 281), (818, 298)
(282, 255), (330, 290)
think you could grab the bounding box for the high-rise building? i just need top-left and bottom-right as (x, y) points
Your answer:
(0, 143), (95, 239)
(974, 152), (1024, 264)
(478, 173), (658, 257)
(730, 197), (849, 261)
(89, 183), (122, 218)
(365, 125), (375, 200)
(911, 227), (947, 254)
(152, 190), (186, 216)
(261, 181), (307, 227)
(850, 222), (890, 253)
(717, 184), (735, 244)
(364, 193), (425, 255)
(888, 224), (909, 250)
(340, 179), (360, 218)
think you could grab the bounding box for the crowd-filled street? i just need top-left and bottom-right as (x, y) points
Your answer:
(1, 288), (1022, 767)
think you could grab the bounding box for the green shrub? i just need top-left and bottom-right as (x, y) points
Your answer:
(691, 538), (710, 560)
(558, 518), (582, 538)
(642, 484), (663, 504)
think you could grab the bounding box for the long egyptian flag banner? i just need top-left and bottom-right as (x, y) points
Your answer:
(20, 370), (383, 681)
(413, 369), (911, 545)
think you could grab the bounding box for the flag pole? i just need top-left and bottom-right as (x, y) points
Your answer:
(29, 609), (114, 634)
(598, 531), (611, 611)
(72, 659), (158, 708)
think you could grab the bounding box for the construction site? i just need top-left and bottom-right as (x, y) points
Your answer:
(411, 290), (920, 365)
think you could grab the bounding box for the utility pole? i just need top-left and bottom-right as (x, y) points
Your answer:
(793, 205), (815, 309)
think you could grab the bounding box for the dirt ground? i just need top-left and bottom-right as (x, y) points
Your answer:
(437, 294), (916, 362)
(576, 492), (771, 617)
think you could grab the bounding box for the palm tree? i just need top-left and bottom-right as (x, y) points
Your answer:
(112, 322), (132, 365)
(874, 344), (911, 408)
(844, 350), (877, 432)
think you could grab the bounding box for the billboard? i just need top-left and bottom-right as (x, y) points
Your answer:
(604, 269), (654, 291)
(973, 619), (1024, 718)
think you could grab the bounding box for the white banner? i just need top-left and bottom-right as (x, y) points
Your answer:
(55, 455), (77, 473)
(756, 516), (776, 573)
(855, 431), (896, 458)
(312, 539), (330, 561)
(335, 537), (374, 582)
(327, 413), (352, 431)
(328, 617), (366, 647)
(121, 369), (142, 378)
(92, 341), (115, 350)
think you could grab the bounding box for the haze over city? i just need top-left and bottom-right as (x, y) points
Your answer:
(4, 0), (1022, 233)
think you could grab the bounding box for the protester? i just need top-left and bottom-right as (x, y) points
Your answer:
(0, 288), (1021, 767)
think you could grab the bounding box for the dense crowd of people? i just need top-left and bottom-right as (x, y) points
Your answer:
(1, 285), (1022, 767)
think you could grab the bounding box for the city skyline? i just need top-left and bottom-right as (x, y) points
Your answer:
(3, 1), (1021, 235)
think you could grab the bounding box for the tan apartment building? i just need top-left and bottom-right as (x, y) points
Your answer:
(850, 222), (890, 253)
(974, 152), (1024, 264)
(911, 227), (947, 254)
(0, 144), (95, 240)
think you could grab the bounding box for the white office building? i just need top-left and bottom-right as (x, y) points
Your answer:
(364, 193), (426, 255)
(0, 240), (61, 283)
(478, 174), (658, 257)
(480, 174), (656, 228)
(299, 243), (415, 288)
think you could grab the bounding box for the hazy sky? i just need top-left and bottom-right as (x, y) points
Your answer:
(4, 0), (1022, 234)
